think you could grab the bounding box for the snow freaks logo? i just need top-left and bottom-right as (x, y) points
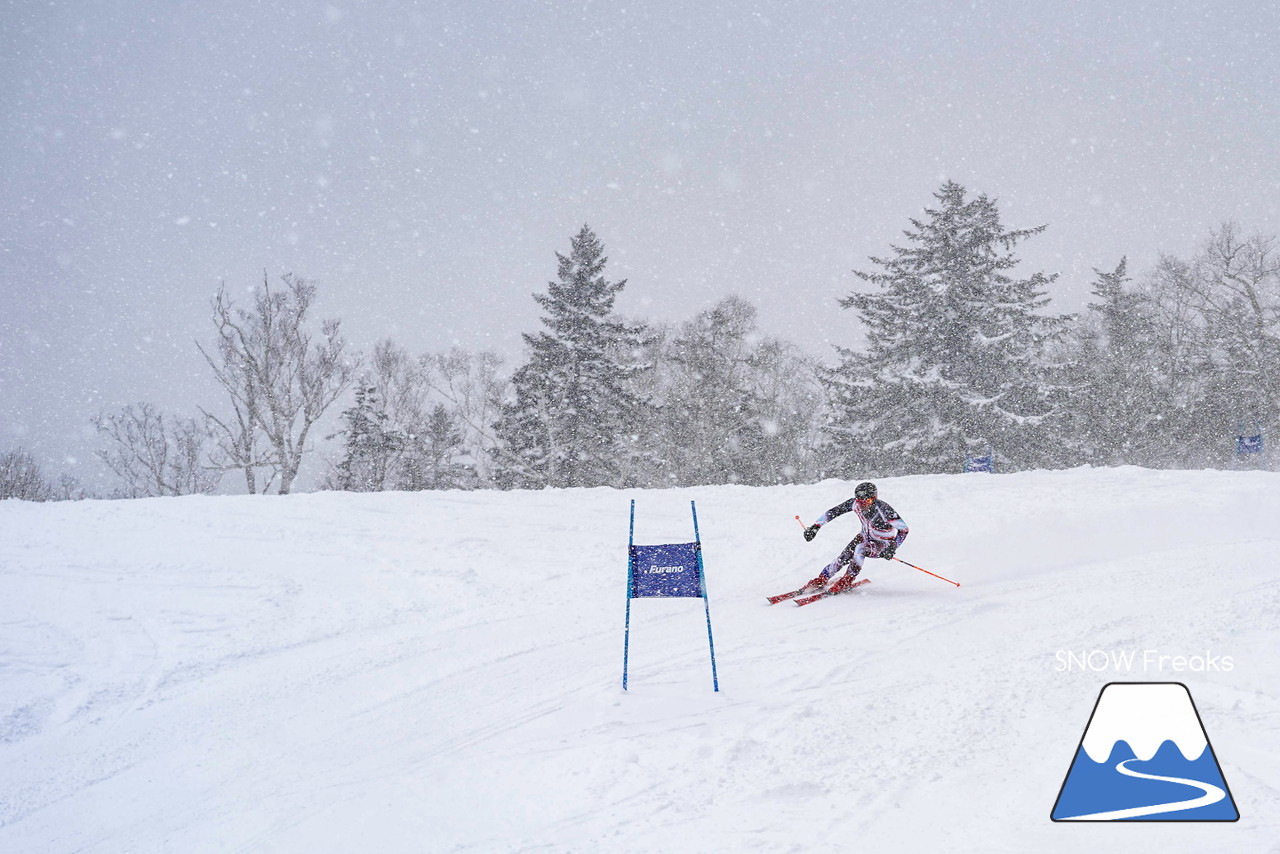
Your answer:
(1051, 682), (1239, 822)
(1054, 649), (1234, 673)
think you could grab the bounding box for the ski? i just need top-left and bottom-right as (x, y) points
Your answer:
(795, 578), (870, 606)
(766, 582), (825, 605)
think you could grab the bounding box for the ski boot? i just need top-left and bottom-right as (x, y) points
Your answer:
(800, 574), (828, 593)
(827, 571), (861, 595)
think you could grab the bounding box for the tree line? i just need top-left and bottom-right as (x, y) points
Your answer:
(3, 181), (1276, 501)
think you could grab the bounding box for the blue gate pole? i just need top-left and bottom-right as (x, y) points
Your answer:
(622, 499), (635, 691)
(690, 500), (720, 692)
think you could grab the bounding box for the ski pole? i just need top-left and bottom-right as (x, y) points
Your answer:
(794, 515), (808, 530)
(892, 556), (960, 587)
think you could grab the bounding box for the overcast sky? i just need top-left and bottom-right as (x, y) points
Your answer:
(3, 1), (1278, 492)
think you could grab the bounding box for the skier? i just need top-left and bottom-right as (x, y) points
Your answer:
(799, 481), (907, 595)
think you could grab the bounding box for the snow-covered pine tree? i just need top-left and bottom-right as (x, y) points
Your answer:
(1141, 253), (1220, 467)
(652, 296), (822, 486)
(493, 226), (647, 488)
(823, 181), (1071, 474)
(656, 296), (761, 486)
(399, 403), (477, 490)
(1064, 259), (1169, 465)
(330, 382), (404, 491)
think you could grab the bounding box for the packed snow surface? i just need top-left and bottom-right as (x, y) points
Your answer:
(2, 467), (1277, 852)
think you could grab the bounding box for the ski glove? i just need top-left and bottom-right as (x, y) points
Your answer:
(803, 524), (821, 542)
(880, 542), (897, 560)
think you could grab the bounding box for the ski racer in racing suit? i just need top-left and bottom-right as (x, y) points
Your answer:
(800, 481), (908, 595)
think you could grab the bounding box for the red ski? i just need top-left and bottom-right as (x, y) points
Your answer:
(766, 580), (825, 605)
(794, 578), (870, 606)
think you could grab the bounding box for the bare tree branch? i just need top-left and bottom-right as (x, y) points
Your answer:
(93, 403), (221, 497)
(201, 273), (359, 494)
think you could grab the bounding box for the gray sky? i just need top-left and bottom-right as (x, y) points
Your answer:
(3, 0), (1279, 492)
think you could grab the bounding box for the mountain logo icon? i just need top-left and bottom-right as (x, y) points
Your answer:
(1051, 682), (1239, 821)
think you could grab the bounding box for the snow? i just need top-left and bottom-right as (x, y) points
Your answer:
(2, 467), (1277, 851)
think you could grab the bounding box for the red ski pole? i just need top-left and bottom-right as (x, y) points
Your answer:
(892, 557), (960, 587)
(798, 513), (957, 586)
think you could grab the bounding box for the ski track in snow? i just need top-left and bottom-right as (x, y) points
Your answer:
(0, 468), (1277, 852)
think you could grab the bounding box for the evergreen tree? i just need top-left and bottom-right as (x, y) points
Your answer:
(330, 382), (403, 491)
(652, 296), (822, 486)
(1142, 253), (1221, 467)
(823, 181), (1071, 474)
(494, 225), (647, 488)
(399, 403), (477, 490)
(1065, 259), (1169, 465)
(660, 296), (761, 485)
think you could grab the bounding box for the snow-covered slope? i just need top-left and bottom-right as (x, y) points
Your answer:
(2, 468), (1277, 852)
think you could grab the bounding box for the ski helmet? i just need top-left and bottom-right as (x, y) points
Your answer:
(854, 481), (877, 501)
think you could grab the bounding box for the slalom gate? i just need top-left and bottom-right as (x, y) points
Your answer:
(622, 499), (719, 692)
(964, 447), (994, 473)
(1236, 419), (1264, 458)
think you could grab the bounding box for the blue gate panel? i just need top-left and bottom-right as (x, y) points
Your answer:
(630, 543), (703, 598)
(1238, 433), (1264, 454)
